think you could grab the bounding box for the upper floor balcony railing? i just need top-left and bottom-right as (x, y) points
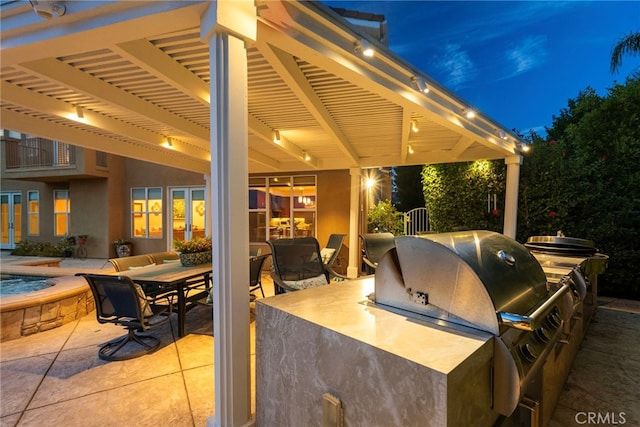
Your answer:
(4, 137), (76, 169)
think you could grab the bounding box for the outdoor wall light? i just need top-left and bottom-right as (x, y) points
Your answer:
(75, 105), (84, 119)
(498, 129), (508, 140)
(519, 142), (531, 153)
(354, 39), (374, 57)
(410, 120), (419, 133)
(302, 151), (311, 161)
(272, 130), (281, 144)
(408, 144), (415, 154)
(162, 137), (172, 148)
(411, 76), (429, 93)
(30, 1), (66, 19)
(463, 108), (476, 119)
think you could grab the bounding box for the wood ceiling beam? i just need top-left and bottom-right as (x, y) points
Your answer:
(1, 80), (210, 161)
(248, 148), (281, 171)
(256, 16), (517, 158)
(113, 39), (211, 107)
(255, 38), (360, 166)
(18, 57), (211, 142)
(1, 108), (210, 174)
(248, 113), (318, 168)
(400, 109), (412, 164)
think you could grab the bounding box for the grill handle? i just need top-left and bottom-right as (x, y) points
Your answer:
(498, 281), (571, 331)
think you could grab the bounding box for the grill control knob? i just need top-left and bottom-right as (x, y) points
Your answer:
(519, 343), (538, 363)
(534, 327), (551, 343)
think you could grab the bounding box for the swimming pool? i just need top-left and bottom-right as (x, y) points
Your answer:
(0, 275), (53, 297)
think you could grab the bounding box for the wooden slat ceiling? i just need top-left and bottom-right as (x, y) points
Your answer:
(0, 1), (521, 175)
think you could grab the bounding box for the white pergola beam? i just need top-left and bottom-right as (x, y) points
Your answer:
(0, 108), (210, 173)
(19, 57), (211, 143)
(114, 39), (211, 107)
(255, 39), (360, 165)
(1, 80), (211, 161)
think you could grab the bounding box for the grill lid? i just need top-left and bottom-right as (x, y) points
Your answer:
(374, 231), (548, 335)
(525, 235), (597, 255)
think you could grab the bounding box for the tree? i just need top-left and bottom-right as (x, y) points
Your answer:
(519, 75), (640, 299)
(610, 31), (640, 73)
(392, 165), (425, 212)
(422, 160), (506, 232)
(367, 199), (404, 235)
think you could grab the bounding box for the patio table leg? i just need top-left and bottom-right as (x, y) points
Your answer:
(177, 281), (186, 337)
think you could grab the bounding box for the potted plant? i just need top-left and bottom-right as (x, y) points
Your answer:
(113, 238), (133, 258)
(173, 236), (212, 266)
(59, 235), (75, 257)
(77, 234), (88, 245)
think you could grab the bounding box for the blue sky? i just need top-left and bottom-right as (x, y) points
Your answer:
(324, 1), (640, 137)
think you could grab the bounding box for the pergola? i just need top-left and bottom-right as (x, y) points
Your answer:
(1, 1), (524, 425)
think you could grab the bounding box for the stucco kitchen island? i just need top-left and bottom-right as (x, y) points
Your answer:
(255, 277), (498, 426)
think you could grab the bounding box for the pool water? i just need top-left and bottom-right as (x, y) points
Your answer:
(0, 276), (52, 297)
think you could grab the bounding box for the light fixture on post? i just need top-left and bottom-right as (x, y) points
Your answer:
(410, 119), (419, 133)
(354, 39), (374, 57)
(272, 130), (281, 144)
(75, 105), (84, 119)
(29, 1), (66, 19)
(411, 76), (429, 93)
(518, 142), (531, 153)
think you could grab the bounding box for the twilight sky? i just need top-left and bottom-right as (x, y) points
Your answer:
(324, 1), (640, 137)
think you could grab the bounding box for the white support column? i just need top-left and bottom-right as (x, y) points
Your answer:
(503, 155), (522, 239)
(347, 167), (361, 278)
(201, 3), (256, 425)
(206, 31), (251, 427)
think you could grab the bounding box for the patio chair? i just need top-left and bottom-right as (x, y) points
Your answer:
(78, 273), (173, 361)
(359, 232), (396, 274)
(321, 233), (346, 267)
(267, 237), (347, 295)
(249, 246), (262, 258)
(249, 253), (271, 299)
(108, 254), (155, 271)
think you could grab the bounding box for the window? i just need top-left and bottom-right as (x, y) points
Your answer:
(53, 190), (70, 236)
(131, 187), (163, 238)
(249, 175), (316, 243)
(96, 151), (108, 167)
(27, 191), (39, 235)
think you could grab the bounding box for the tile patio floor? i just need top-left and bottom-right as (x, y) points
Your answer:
(1, 255), (638, 426)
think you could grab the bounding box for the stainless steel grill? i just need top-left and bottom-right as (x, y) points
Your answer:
(372, 230), (605, 426)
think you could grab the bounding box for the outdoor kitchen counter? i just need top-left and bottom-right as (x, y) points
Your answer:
(256, 277), (498, 426)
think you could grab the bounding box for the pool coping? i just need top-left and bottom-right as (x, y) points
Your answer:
(0, 257), (113, 341)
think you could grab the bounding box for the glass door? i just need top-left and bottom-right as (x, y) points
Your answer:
(0, 192), (22, 250)
(169, 187), (206, 247)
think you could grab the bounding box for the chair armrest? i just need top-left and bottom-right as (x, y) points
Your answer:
(362, 256), (378, 270)
(269, 270), (299, 294)
(325, 264), (349, 281)
(144, 293), (173, 327)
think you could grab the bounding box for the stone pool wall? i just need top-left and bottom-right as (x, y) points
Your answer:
(1, 275), (95, 342)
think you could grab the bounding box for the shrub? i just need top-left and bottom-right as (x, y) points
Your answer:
(11, 240), (63, 257)
(367, 200), (404, 235)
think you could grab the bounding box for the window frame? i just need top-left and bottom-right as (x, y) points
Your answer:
(27, 190), (39, 236)
(248, 175), (316, 243)
(53, 189), (70, 237)
(130, 187), (163, 239)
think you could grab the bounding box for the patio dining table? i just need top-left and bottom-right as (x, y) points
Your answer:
(117, 262), (212, 337)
